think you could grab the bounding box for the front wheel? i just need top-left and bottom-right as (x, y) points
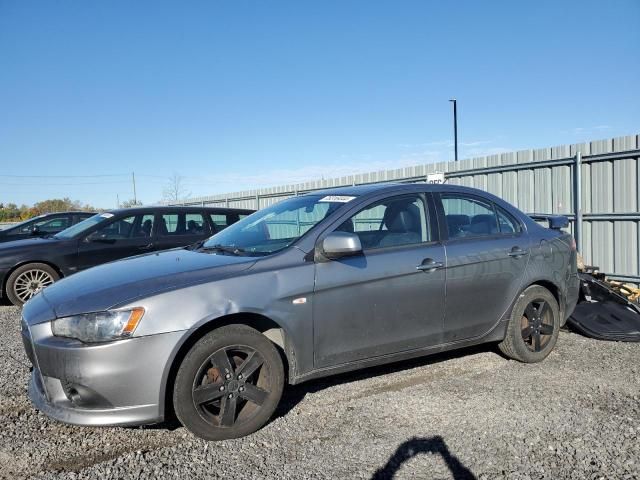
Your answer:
(499, 285), (560, 363)
(173, 324), (284, 441)
(6, 263), (59, 306)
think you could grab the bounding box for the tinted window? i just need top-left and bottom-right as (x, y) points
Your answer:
(91, 215), (137, 240)
(36, 217), (70, 232)
(441, 195), (498, 238)
(336, 195), (429, 249)
(133, 214), (155, 238)
(210, 214), (229, 232)
(159, 213), (206, 236)
(9, 215), (69, 234)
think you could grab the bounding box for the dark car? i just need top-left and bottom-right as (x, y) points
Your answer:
(1, 206), (253, 305)
(0, 212), (95, 243)
(20, 183), (579, 440)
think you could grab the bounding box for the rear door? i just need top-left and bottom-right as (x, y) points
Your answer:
(75, 213), (157, 270)
(155, 211), (209, 250)
(312, 192), (446, 368)
(436, 192), (530, 342)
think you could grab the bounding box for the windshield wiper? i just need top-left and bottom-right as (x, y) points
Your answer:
(199, 244), (246, 255)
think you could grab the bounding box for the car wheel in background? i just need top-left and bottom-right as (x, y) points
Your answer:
(6, 263), (59, 306)
(499, 285), (560, 363)
(173, 324), (285, 441)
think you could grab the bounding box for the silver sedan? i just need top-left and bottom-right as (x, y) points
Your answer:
(22, 183), (580, 440)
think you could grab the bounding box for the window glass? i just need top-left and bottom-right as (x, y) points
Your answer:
(210, 214), (228, 232)
(266, 202), (330, 240)
(132, 214), (155, 238)
(36, 217), (70, 233)
(441, 195), (498, 238)
(160, 214), (179, 234)
(11, 216), (69, 234)
(91, 216), (137, 240)
(185, 214), (205, 234)
(159, 213), (206, 236)
(203, 195), (349, 255)
(496, 207), (520, 234)
(336, 195), (429, 249)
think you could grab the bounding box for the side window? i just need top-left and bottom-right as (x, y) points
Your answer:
(132, 214), (155, 238)
(91, 215), (137, 240)
(496, 207), (521, 234)
(14, 218), (40, 234)
(158, 213), (206, 236)
(185, 214), (205, 234)
(36, 217), (70, 233)
(336, 195), (429, 250)
(210, 214), (229, 233)
(441, 195), (498, 238)
(159, 214), (179, 235)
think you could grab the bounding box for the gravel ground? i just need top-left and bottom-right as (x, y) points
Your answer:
(0, 305), (638, 480)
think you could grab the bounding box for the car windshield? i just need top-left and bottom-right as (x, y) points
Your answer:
(54, 213), (112, 239)
(201, 194), (356, 255)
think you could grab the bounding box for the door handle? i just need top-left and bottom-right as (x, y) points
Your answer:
(138, 243), (154, 251)
(416, 258), (444, 272)
(508, 247), (528, 258)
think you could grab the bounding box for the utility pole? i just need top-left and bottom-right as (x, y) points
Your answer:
(132, 172), (137, 204)
(116, 194), (120, 209)
(449, 99), (458, 161)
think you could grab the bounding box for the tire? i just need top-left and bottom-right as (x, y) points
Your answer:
(173, 324), (285, 441)
(498, 285), (560, 363)
(6, 263), (59, 306)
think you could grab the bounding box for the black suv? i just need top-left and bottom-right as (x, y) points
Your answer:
(0, 206), (253, 305)
(0, 212), (95, 243)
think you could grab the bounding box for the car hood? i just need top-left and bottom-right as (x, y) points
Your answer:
(0, 236), (62, 251)
(40, 248), (258, 319)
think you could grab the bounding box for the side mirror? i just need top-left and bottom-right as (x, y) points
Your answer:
(31, 225), (41, 236)
(322, 232), (362, 259)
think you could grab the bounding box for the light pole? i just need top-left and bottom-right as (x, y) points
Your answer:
(449, 99), (458, 161)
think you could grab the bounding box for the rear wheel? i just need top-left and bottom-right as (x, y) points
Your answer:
(6, 263), (59, 306)
(499, 285), (560, 363)
(173, 325), (284, 441)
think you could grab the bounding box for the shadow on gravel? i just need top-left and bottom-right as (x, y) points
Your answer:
(371, 436), (476, 480)
(275, 343), (498, 419)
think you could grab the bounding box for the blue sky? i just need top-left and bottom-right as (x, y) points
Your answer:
(1, 0), (638, 208)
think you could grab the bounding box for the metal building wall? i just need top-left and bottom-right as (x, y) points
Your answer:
(174, 134), (640, 282)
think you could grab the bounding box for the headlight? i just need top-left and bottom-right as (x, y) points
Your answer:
(52, 308), (145, 343)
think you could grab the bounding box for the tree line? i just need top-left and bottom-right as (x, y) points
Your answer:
(0, 198), (99, 222)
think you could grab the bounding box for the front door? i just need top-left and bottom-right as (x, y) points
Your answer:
(313, 193), (446, 368)
(76, 213), (157, 270)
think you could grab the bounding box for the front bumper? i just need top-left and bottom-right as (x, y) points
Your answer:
(23, 319), (185, 427)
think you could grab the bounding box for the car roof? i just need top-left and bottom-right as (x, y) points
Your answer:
(106, 206), (254, 215)
(307, 182), (499, 197)
(38, 211), (96, 215)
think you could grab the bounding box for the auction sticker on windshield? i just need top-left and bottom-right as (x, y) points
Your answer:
(100, 213), (114, 218)
(319, 195), (356, 203)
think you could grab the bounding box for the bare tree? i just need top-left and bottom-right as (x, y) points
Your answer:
(163, 173), (191, 203)
(120, 199), (143, 208)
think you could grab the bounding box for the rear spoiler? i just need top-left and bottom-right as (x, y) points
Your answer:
(528, 214), (570, 230)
